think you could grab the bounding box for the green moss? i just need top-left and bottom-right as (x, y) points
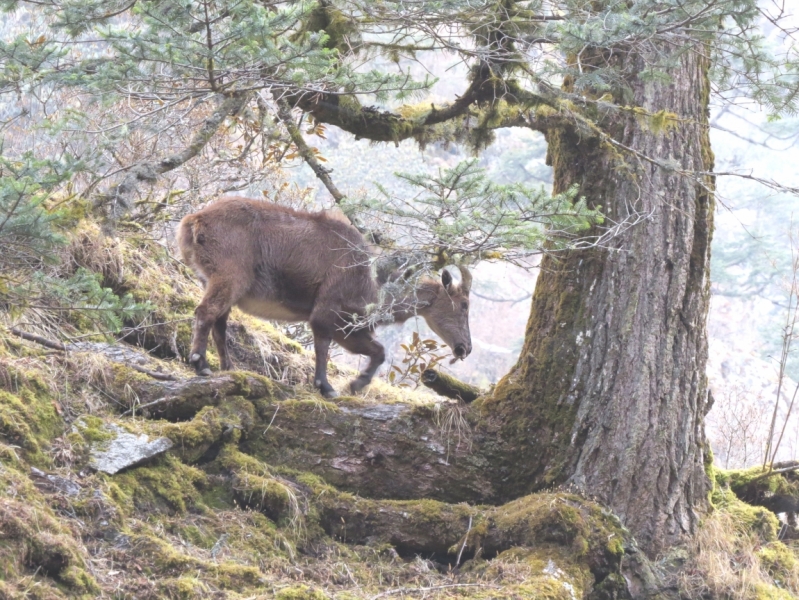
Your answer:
(753, 582), (796, 600)
(0, 368), (61, 465)
(276, 585), (329, 599)
(465, 547), (592, 600)
(712, 468), (781, 542)
(150, 397), (254, 463)
(158, 576), (210, 599)
(108, 362), (154, 397)
(73, 415), (114, 443)
(109, 454), (206, 514)
(606, 534), (624, 557)
(758, 542), (798, 587)
(132, 533), (264, 587)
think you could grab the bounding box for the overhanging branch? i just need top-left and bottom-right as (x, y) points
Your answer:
(283, 70), (567, 146)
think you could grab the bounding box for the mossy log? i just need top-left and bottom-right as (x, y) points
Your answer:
(242, 398), (497, 504)
(111, 369), (287, 421)
(421, 369), (481, 403)
(726, 463), (799, 514)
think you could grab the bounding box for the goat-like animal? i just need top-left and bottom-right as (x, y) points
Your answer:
(177, 197), (472, 397)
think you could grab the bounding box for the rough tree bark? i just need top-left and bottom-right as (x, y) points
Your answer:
(483, 41), (715, 553)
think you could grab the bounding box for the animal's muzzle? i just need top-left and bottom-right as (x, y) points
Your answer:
(454, 343), (470, 359)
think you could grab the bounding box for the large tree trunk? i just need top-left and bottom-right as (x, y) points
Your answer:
(484, 42), (716, 553)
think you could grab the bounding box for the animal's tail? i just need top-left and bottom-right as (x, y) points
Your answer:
(176, 213), (202, 264)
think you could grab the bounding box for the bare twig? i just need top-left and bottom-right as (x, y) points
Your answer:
(456, 515), (472, 566)
(101, 92), (249, 215)
(276, 97), (344, 203)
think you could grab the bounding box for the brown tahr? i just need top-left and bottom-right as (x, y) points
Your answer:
(177, 197), (472, 397)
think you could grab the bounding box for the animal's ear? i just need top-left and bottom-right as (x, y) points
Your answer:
(441, 269), (453, 291)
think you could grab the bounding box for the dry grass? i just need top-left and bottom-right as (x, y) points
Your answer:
(434, 400), (473, 459)
(679, 510), (799, 599)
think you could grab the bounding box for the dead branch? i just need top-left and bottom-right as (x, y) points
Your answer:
(101, 92), (249, 215)
(276, 97), (344, 203)
(8, 327), (67, 351)
(120, 395), (181, 417)
(7, 327), (177, 381)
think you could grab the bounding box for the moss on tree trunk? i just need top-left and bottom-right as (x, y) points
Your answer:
(484, 42), (715, 553)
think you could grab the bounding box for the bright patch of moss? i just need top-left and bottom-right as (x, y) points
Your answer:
(108, 454), (206, 514)
(0, 369), (61, 465)
(276, 584), (330, 599)
(712, 468), (781, 542)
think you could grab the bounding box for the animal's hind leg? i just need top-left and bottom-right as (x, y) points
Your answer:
(190, 279), (243, 376)
(212, 309), (233, 371)
(334, 329), (385, 394)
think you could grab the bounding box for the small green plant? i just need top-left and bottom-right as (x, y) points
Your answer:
(388, 331), (448, 388)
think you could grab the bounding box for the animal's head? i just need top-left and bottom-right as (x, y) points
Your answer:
(421, 265), (473, 360)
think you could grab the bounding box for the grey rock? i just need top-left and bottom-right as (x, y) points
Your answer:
(89, 424), (173, 475)
(29, 467), (82, 496)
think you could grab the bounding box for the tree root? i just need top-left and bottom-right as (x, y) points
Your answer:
(221, 446), (631, 597)
(241, 398), (497, 504)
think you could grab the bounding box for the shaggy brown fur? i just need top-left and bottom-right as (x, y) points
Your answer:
(177, 197), (472, 397)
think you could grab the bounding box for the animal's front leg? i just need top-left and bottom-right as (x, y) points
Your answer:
(312, 332), (337, 398)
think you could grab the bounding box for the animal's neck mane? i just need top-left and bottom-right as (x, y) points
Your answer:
(379, 279), (440, 324)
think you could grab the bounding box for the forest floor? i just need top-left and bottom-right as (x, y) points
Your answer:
(1, 217), (798, 600)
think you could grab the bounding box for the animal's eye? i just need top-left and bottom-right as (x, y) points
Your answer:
(461, 302), (468, 310)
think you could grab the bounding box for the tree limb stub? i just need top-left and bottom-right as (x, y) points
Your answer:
(421, 369), (481, 403)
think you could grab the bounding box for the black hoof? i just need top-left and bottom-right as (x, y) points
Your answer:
(315, 379), (338, 398)
(190, 353), (211, 376)
(349, 376), (371, 394)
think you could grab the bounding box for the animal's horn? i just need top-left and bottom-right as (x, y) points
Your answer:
(458, 265), (472, 293)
